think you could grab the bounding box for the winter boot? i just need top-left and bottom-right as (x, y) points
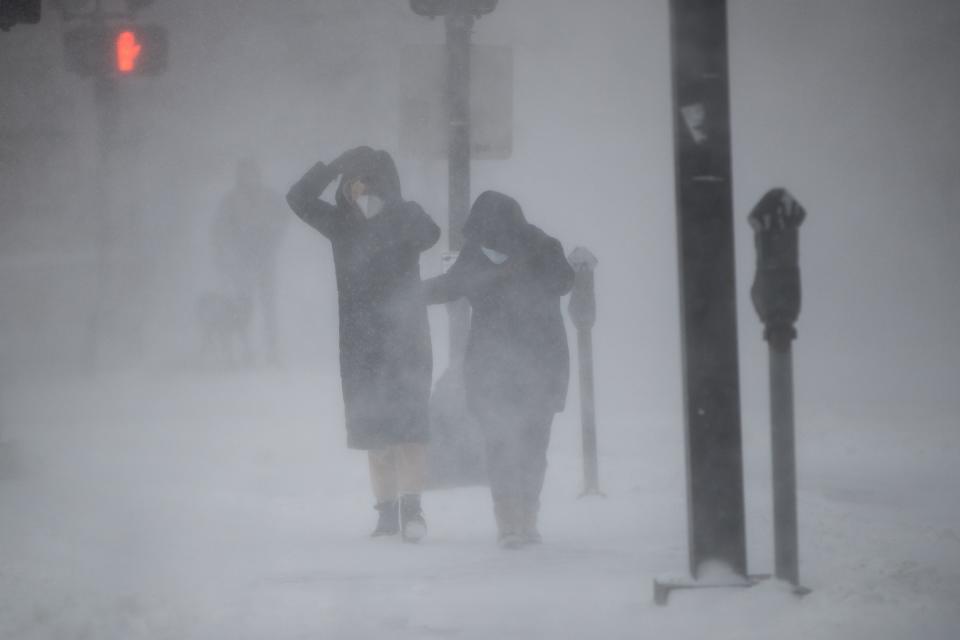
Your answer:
(494, 499), (524, 550)
(371, 499), (399, 537)
(400, 494), (427, 543)
(519, 503), (542, 545)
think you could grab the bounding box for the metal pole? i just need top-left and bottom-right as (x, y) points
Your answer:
(413, 0), (497, 488)
(567, 247), (601, 496)
(669, 0), (747, 578)
(445, 4), (473, 364)
(769, 338), (798, 585)
(87, 74), (119, 366)
(577, 327), (600, 495)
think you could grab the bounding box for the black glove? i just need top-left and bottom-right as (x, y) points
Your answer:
(330, 146), (375, 176)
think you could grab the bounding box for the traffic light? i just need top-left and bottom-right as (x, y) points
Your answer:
(409, 0), (449, 17)
(126, 0), (156, 11)
(409, 0), (497, 18)
(0, 0), (41, 31)
(64, 24), (167, 77)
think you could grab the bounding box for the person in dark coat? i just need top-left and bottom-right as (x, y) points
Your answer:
(424, 190), (574, 548)
(286, 147), (440, 542)
(211, 158), (288, 364)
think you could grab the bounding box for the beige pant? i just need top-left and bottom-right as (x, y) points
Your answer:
(368, 443), (427, 503)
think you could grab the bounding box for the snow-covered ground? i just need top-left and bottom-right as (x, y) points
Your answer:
(1, 370), (958, 639)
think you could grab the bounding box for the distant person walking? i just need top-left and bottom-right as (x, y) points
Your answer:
(425, 191), (574, 548)
(286, 147), (440, 542)
(211, 158), (288, 364)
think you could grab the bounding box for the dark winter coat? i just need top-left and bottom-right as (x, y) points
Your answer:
(286, 151), (440, 450)
(425, 190), (575, 419)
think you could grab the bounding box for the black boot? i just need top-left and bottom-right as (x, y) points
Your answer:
(400, 494), (427, 543)
(371, 499), (399, 537)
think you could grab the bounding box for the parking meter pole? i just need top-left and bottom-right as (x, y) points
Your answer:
(577, 326), (600, 495)
(768, 335), (798, 586)
(567, 247), (601, 497)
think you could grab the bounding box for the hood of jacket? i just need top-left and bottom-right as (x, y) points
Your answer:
(462, 190), (531, 252)
(336, 149), (402, 210)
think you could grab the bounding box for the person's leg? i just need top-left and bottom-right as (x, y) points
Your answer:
(368, 448), (399, 536)
(396, 442), (427, 495)
(257, 265), (279, 364)
(483, 412), (525, 547)
(517, 411), (555, 544)
(396, 442), (428, 542)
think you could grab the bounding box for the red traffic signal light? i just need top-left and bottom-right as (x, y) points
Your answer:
(64, 24), (167, 77)
(115, 30), (142, 73)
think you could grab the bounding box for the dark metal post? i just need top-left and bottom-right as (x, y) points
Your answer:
(669, 0), (747, 578)
(748, 188), (807, 590)
(444, 4), (473, 363)
(567, 247), (602, 497)
(411, 0), (498, 487)
(410, 0), (497, 364)
(769, 339), (798, 585)
(88, 74), (120, 365)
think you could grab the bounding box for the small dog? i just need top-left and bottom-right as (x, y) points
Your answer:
(196, 291), (253, 368)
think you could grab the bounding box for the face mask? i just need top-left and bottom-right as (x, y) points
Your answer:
(481, 246), (508, 265)
(358, 194), (384, 218)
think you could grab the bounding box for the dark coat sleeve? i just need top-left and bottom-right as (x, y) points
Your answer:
(423, 244), (480, 305)
(388, 202), (441, 254)
(526, 232), (575, 296)
(285, 160), (346, 239)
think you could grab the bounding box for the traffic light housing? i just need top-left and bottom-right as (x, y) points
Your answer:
(409, 0), (497, 18)
(64, 24), (167, 76)
(0, 0), (41, 30)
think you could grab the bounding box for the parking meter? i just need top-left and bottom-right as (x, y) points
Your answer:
(748, 188), (808, 591)
(568, 247), (598, 331)
(748, 188), (806, 347)
(567, 247), (602, 496)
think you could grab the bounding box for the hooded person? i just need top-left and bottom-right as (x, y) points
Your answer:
(286, 147), (441, 542)
(424, 190), (575, 548)
(211, 158), (288, 364)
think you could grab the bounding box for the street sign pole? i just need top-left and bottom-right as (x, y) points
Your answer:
(410, 0), (499, 487)
(655, 0), (748, 604)
(87, 73), (119, 365)
(444, 4), (473, 364)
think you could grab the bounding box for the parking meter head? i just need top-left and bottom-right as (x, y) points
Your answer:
(748, 189), (806, 343)
(748, 188), (805, 234)
(567, 246), (599, 273)
(566, 247), (597, 330)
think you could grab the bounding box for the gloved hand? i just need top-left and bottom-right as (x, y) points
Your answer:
(330, 146), (375, 176)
